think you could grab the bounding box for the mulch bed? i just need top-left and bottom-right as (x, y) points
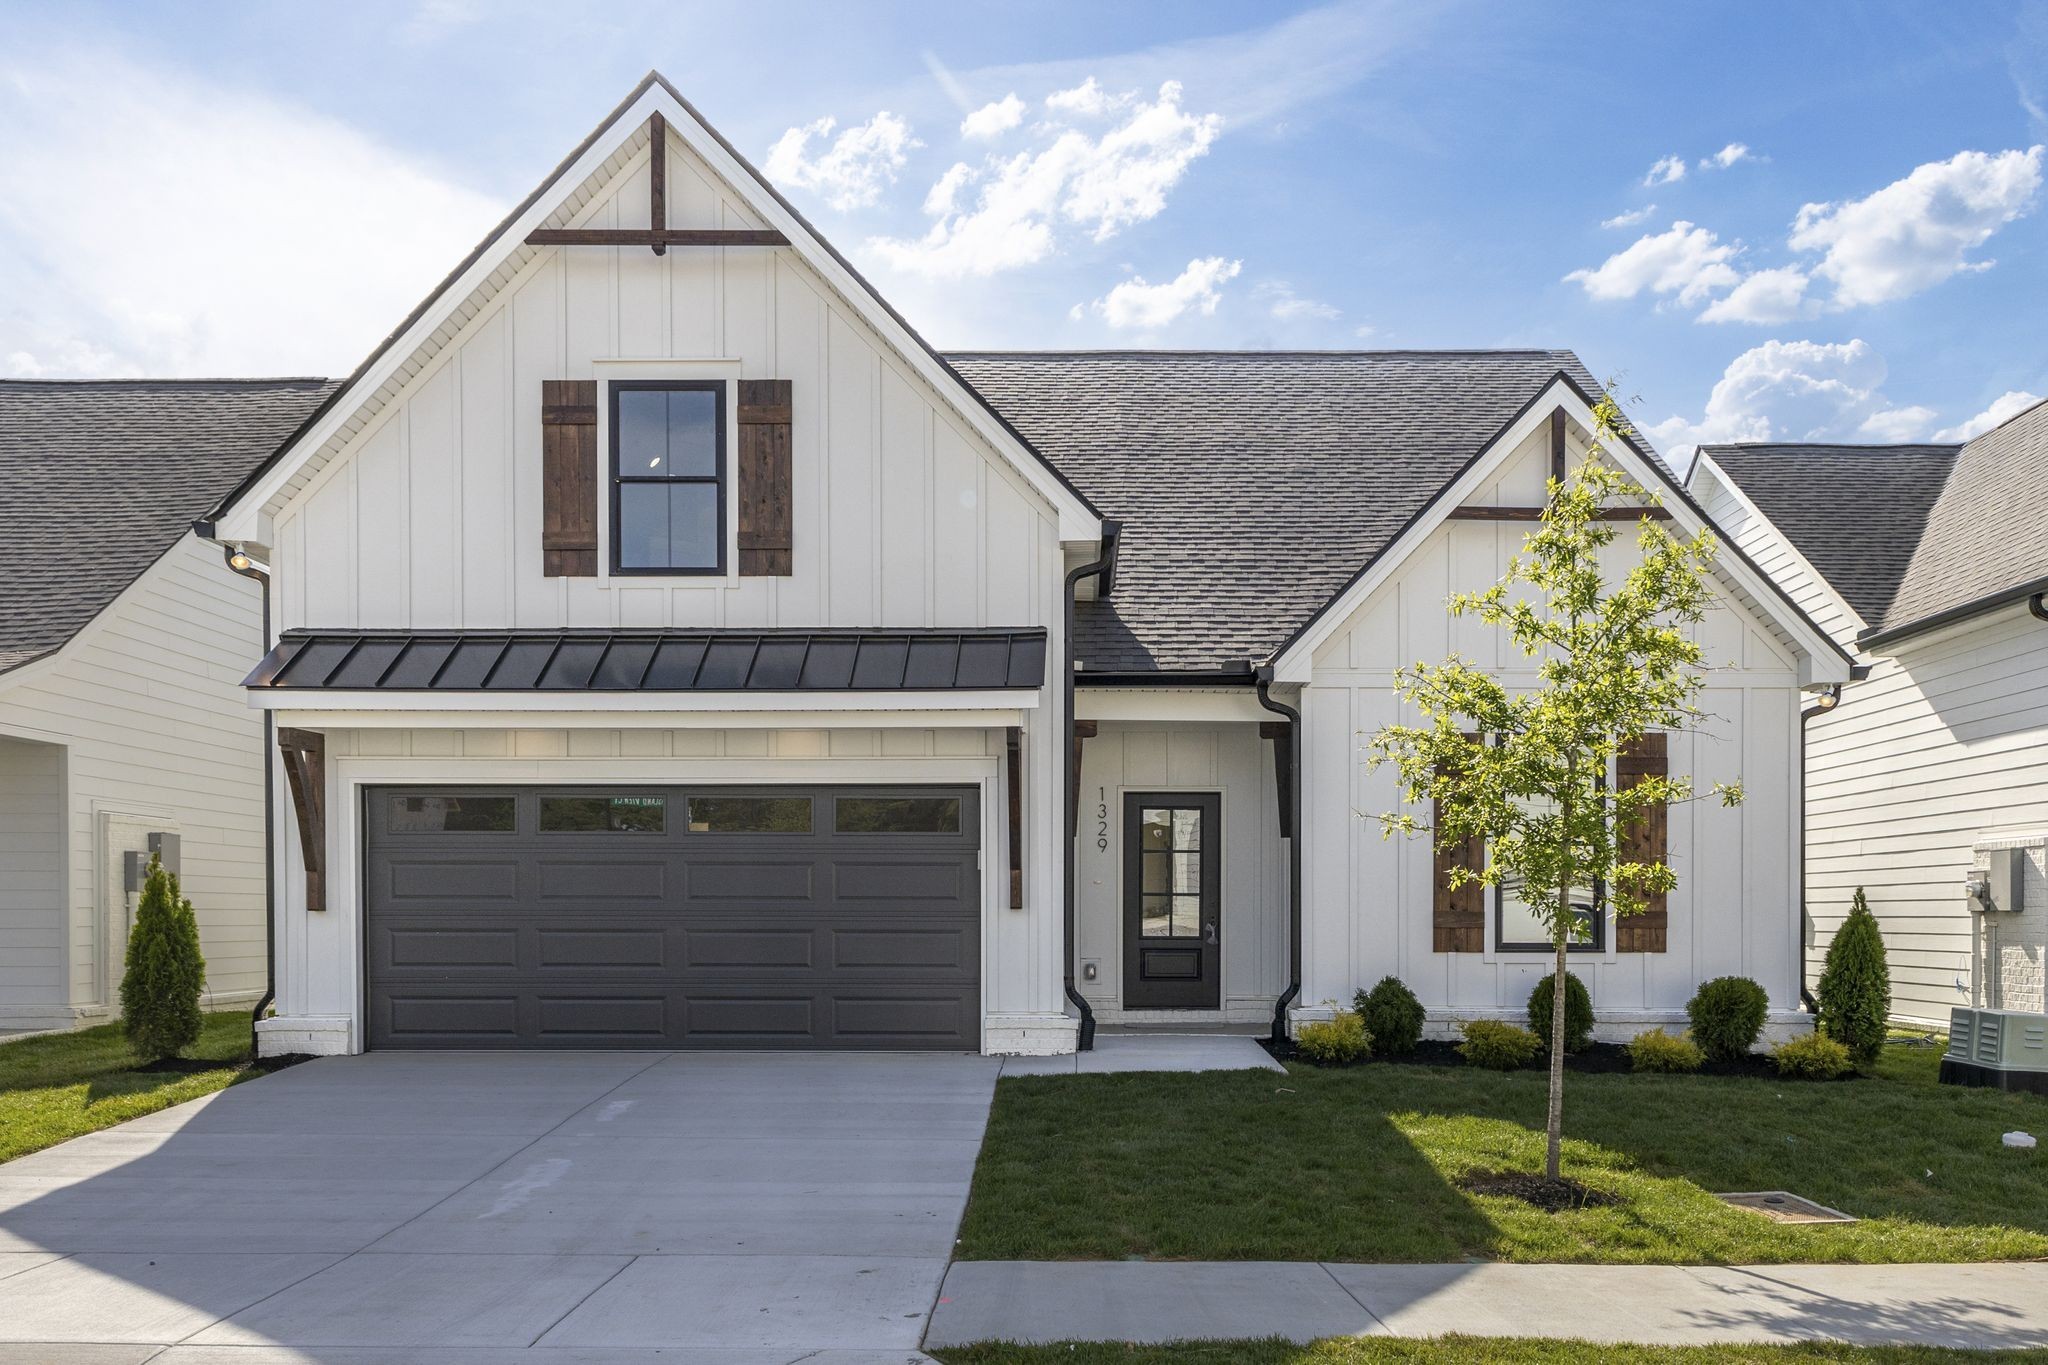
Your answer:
(1458, 1168), (1622, 1212)
(1263, 1036), (1849, 1081)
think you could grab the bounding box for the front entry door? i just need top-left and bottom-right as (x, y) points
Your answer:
(1122, 792), (1221, 1009)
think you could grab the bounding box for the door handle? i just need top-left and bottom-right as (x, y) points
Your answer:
(1203, 922), (1218, 946)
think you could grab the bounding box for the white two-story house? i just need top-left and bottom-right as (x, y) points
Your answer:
(188, 74), (1849, 1057)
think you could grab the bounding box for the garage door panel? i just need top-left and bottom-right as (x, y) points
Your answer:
(365, 785), (981, 1050)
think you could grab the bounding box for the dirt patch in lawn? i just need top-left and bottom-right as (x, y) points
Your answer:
(1459, 1169), (1623, 1213)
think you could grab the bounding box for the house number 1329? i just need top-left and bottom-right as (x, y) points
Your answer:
(1096, 788), (1109, 852)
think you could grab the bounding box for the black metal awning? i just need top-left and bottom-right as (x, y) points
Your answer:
(245, 629), (1047, 693)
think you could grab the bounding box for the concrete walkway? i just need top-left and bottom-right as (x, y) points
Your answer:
(1000, 1033), (1282, 1077)
(0, 1050), (998, 1363)
(926, 1259), (2048, 1351)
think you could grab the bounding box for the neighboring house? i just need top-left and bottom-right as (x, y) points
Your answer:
(188, 74), (1847, 1058)
(1690, 403), (2048, 1028)
(0, 378), (333, 1033)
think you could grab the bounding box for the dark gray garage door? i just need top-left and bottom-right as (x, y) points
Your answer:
(363, 785), (981, 1050)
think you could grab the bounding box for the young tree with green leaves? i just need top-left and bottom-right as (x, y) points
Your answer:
(1367, 396), (1739, 1185)
(120, 853), (207, 1063)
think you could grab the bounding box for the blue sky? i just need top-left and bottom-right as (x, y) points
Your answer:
(3, 0), (2044, 456)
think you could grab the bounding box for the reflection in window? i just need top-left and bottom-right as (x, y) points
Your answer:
(1494, 788), (1602, 950)
(390, 795), (516, 832)
(834, 796), (962, 834)
(1138, 805), (1202, 937)
(540, 795), (666, 833)
(612, 382), (724, 574)
(687, 796), (812, 833)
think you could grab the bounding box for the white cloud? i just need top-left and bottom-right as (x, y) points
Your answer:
(399, 0), (481, 44)
(1090, 256), (1241, 329)
(1648, 339), (1931, 458)
(0, 48), (501, 377)
(960, 94), (1026, 140)
(1601, 204), (1657, 229)
(1644, 155), (1687, 186)
(1564, 221), (1741, 306)
(868, 81), (1221, 279)
(1698, 142), (1755, 171)
(1789, 145), (2044, 308)
(1696, 265), (1812, 324)
(1257, 280), (1340, 321)
(1934, 389), (2045, 441)
(1046, 77), (1131, 118)
(765, 111), (919, 213)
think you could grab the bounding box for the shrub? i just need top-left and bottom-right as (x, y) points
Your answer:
(1354, 976), (1425, 1056)
(1816, 887), (1891, 1066)
(120, 853), (207, 1063)
(1457, 1019), (1542, 1071)
(1773, 1031), (1853, 1080)
(1626, 1028), (1704, 1074)
(1295, 1010), (1371, 1064)
(1526, 971), (1594, 1053)
(1687, 976), (1769, 1062)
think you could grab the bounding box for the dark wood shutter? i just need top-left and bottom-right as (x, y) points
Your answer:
(1615, 733), (1669, 953)
(1432, 733), (1485, 952)
(541, 380), (598, 576)
(737, 379), (793, 576)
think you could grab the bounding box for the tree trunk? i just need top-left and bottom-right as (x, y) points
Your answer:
(1545, 919), (1567, 1182)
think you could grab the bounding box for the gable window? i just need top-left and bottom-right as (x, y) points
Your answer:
(611, 380), (725, 574)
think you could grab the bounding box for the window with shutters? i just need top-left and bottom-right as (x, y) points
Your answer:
(1494, 781), (1607, 953)
(610, 380), (726, 575)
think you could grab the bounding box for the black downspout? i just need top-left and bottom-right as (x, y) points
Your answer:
(1255, 667), (1302, 1045)
(1062, 524), (1119, 1052)
(2031, 592), (2048, 625)
(1797, 681), (1845, 1013)
(219, 542), (275, 1058)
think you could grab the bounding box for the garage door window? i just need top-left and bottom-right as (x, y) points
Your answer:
(686, 795), (812, 833)
(389, 794), (516, 833)
(835, 796), (961, 834)
(539, 795), (666, 833)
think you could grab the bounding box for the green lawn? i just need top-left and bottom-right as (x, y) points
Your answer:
(932, 1340), (2047, 1365)
(0, 1010), (265, 1163)
(957, 1040), (2046, 1264)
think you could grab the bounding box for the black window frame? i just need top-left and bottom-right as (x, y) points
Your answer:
(609, 379), (728, 577)
(1489, 743), (1609, 955)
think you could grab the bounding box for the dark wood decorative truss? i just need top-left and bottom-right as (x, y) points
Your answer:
(523, 113), (790, 256)
(1006, 727), (1025, 909)
(1445, 405), (1671, 522)
(276, 727), (326, 912)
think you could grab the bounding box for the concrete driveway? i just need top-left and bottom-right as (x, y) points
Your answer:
(0, 1050), (998, 1363)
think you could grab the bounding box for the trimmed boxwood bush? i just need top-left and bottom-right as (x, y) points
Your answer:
(1526, 971), (1594, 1053)
(1687, 976), (1768, 1062)
(1626, 1028), (1704, 1074)
(1817, 887), (1891, 1066)
(1457, 1019), (1542, 1071)
(1773, 1031), (1853, 1080)
(1354, 976), (1425, 1057)
(121, 854), (207, 1064)
(1295, 1010), (1371, 1064)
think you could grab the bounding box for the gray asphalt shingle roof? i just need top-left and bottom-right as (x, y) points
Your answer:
(1881, 398), (2048, 635)
(947, 350), (1613, 673)
(1702, 441), (1959, 628)
(0, 378), (338, 675)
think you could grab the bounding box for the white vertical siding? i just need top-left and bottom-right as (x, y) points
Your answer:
(0, 534), (268, 1028)
(1300, 430), (1807, 1028)
(1073, 721), (1288, 1022)
(270, 128), (1061, 641)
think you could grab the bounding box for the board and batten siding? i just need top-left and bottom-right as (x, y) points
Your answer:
(1298, 428), (1806, 1030)
(0, 533), (269, 1030)
(269, 127), (1057, 639)
(1073, 721), (1289, 1023)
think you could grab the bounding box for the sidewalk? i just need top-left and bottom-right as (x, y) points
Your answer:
(924, 1260), (2048, 1352)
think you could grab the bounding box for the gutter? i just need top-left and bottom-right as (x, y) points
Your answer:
(1796, 680), (1851, 1012)
(1859, 574), (2048, 651)
(197, 521), (275, 1057)
(1254, 666), (1303, 1044)
(1061, 521), (1121, 1051)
